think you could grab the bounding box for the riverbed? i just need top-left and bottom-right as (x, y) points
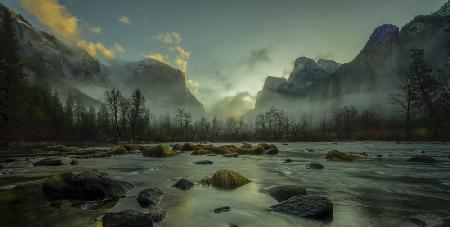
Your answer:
(0, 142), (449, 227)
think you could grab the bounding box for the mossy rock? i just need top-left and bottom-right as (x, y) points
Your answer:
(212, 145), (237, 154)
(325, 150), (361, 161)
(110, 146), (128, 155)
(63, 146), (81, 153)
(172, 144), (182, 150)
(236, 146), (265, 155)
(193, 144), (215, 152)
(191, 149), (214, 155)
(143, 145), (176, 158)
(122, 144), (139, 151)
(200, 169), (251, 189)
(241, 143), (253, 149)
(181, 143), (194, 151)
(258, 143), (279, 152)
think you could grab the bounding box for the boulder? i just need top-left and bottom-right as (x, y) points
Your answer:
(407, 155), (438, 163)
(241, 143), (253, 149)
(264, 148), (279, 155)
(269, 196), (333, 220)
(173, 179), (194, 190)
(172, 144), (182, 151)
(214, 206), (231, 213)
(267, 185), (307, 202)
(33, 158), (63, 166)
(147, 206), (167, 223)
(70, 159), (79, 165)
(103, 210), (154, 227)
(200, 169), (251, 189)
(110, 146), (128, 155)
(236, 146), (265, 155)
(194, 160), (213, 165)
(181, 143), (194, 151)
(192, 149), (215, 155)
(137, 188), (164, 207)
(42, 172), (132, 200)
(143, 145), (176, 158)
(325, 150), (360, 161)
(306, 163), (324, 170)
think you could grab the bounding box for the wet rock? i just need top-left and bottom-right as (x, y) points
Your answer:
(283, 158), (293, 163)
(70, 159), (79, 165)
(75, 151), (112, 159)
(325, 150), (361, 161)
(264, 148), (279, 155)
(172, 144), (182, 151)
(148, 205), (167, 223)
(103, 210), (154, 227)
(110, 146), (128, 155)
(200, 169), (251, 189)
(407, 155), (437, 163)
(434, 216), (450, 227)
(42, 172), (132, 200)
(137, 188), (164, 207)
(214, 206), (231, 213)
(33, 158), (63, 166)
(241, 143), (252, 149)
(267, 185), (307, 202)
(269, 196), (333, 220)
(143, 145), (176, 158)
(376, 154), (383, 158)
(173, 179), (194, 190)
(194, 160), (213, 164)
(223, 153), (238, 157)
(0, 164), (3, 169)
(306, 163), (324, 170)
(181, 143), (194, 151)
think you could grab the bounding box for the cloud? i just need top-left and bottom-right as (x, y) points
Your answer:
(89, 26), (102, 34)
(241, 48), (271, 69)
(314, 51), (335, 60)
(18, 0), (123, 60)
(145, 53), (168, 63)
(113, 42), (126, 54)
(19, 0), (78, 40)
(118, 16), (130, 24)
(151, 32), (191, 73)
(210, 92), (256, 118)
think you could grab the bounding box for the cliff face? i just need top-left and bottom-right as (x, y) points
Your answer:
(0, 3), (204, 114)
(252, 2), (450, 115)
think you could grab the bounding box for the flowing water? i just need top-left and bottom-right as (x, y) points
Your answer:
(0, 142), (449, 227)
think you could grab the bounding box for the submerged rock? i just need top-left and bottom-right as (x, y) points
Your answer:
(194, 160), (213, 165)
(137, 188), (164, 207)
(70, 159), (79, 165)
(269, 196), (333, 220)
(283, 158), (293, 163)
(173, 179), (194, 190)
(325, 150), (361, 161)
(103, 210), (154, 227)
(306, 163), (324, 170)
(264, 148), (279, 155)
(33, 158), (63, 166)
(200, 169), (251, 189)
(42, 172), (132, 200)
(407, 155), (438, 163)
(214, 206), (231, 213)
(267, 185), (307, 202)
(143, 145), (176, 158)
(223, 153), (238, 157)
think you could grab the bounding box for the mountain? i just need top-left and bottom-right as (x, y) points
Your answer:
(0, 3), (204, 114)
(251, 1), (450, 116)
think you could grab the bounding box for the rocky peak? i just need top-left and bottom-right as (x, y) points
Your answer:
(432, 0), (450, 17)
(317, 59), (341, 73)
(363, 24), (399, 51)
(292, 57), (320, 74)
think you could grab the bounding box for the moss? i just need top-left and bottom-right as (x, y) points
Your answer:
(193, 144), (215, 152)
(241, 143), (253, 149)
(143, 145), (176, 157)
(200, 169), (251, 189)
(325, 150), (361, 161)
(110, 146), (128, 155)
(212, 145), (237, 154)
(181, 143), (194, 151)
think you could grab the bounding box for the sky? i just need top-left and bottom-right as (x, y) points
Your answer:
(3, 0), (448, 110)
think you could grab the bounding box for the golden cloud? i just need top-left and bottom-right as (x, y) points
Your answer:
(145, 53), (168, 63)
(113, 42), (126, 54)
(19, 0), (122, 60)
(118, 16), (130, 24)
(152, 32), (191, 73)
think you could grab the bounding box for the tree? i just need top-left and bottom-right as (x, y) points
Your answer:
(105, 88), (123, 140)
(390, 68), (416, 139)
(129, 88), (145, 139)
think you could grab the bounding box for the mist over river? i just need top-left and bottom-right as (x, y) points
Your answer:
(0, 142), (449, 227)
